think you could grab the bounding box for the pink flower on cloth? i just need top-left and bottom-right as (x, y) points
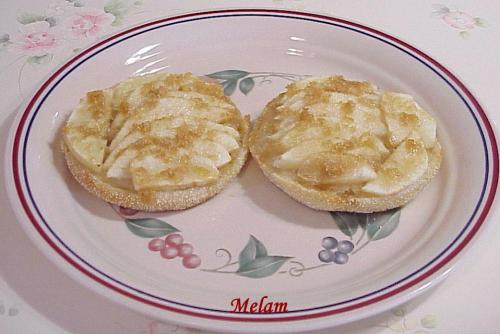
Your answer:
(63, 8), (114, 39)
(11, 21), (60, 56)
(433, 4), (484, 35)
(443, 11), (477, 30)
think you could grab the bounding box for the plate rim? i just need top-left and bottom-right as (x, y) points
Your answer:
(5, 8), (499, 332)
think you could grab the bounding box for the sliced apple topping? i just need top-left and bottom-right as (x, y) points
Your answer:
(297, 152), (377, 186)
(130, 153), (219, 191)
(108, 97), (234, 151)
(64, 89), (113, 170)
(64, 72), (243, 191)
(259, 76), (439, 197)
(273, 139), (351, 169)
(381, 92), (436, 148)
(362, 136), (428, 195)
(347, 134), (389, 159)
(192, 140), (231, 167)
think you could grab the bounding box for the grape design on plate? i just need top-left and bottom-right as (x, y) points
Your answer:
(148, 233), (201, 269)
(318, 237), (354, 265)
(117, 205), (402, 277)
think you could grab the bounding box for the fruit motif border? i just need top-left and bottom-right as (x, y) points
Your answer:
(114, 205), (402, 278)
(10, 10), (498, 322)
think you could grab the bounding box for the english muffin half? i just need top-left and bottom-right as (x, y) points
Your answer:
(249, 76), (441, 213)
(62, 72), (250, 211)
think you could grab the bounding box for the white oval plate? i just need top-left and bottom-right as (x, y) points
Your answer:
(6, 9), (499, 333)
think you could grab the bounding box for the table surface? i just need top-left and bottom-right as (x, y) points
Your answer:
(1, 0), (499, 333)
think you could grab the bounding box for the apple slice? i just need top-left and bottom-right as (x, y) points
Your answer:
(192, 140), (231, 167)
(381, 92), (436, 148)
(130, 154), (219, 191)
(109, 97), (233, 151)
(297, 152), (377, 185)
(273, 139), (346, 169)
(362, 135), (428, 195)
(64, 89), (113, 170)
(347, 134), (389, 160)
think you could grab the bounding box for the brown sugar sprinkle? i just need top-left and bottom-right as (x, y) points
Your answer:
(358, 96), (380, 108)
(158, 73), (225, 99)
(275, 106), (299, 120)
(326, 140), (354, 153)
(357, 135), (375, 148)
(370, 160), (383, 171)
(113, 100), (129, 119)
(65, 124), (101, 138)
(398, 112), (419, 126)
(303, 83), (329, 105)
(130, 137), (177, 154)
(87, 90), (105, 106)
(162, 73), (190, 87)
(321, 159), (347, 177)
(323, 76), (376, 96)
(298, 110), (315, 123)
(142, 82), (167, 97)
(384, 167), (402, 180)
(86, 90), (106, 118)
(175, 124), (200, 147)
(139, 82), (164, 109)
(124, 125), (200, 162)
(193, 97), (209, 109)
(404, 138), (422, 153)
(340, 101), (355, 122)
(191, 81), (225, 98)
(284, 84), (300, 97)
(131, 121), (152, 134)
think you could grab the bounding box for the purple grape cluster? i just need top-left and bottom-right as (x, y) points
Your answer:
(318, 236), (354, 265)
(148, 233), (201, 269)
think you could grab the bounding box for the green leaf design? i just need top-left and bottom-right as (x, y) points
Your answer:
(45, 17), (57, 27)
(330, 212), (361, 237)
(475, 17), (486, 27)
(16, 13), (47, 25)
(125, 218), (179, 238)
(238, 235), (268, 267)
(234, 235), (291, 278)
(236, 256), (292, 278)
(222, 80), (237, 96)
(431, 4), (450, 16)
(420, 314), (437, 329)
(206, 70), (249, 80)
(366, 208), (401, 241)
(0, 34), (10, 49)
(391, 307), (405, 317)
(27, 54), (53, 65)
(238, 77), (255, 95)
(104, 0), (128, 26)
(7, 307), (19, 317)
